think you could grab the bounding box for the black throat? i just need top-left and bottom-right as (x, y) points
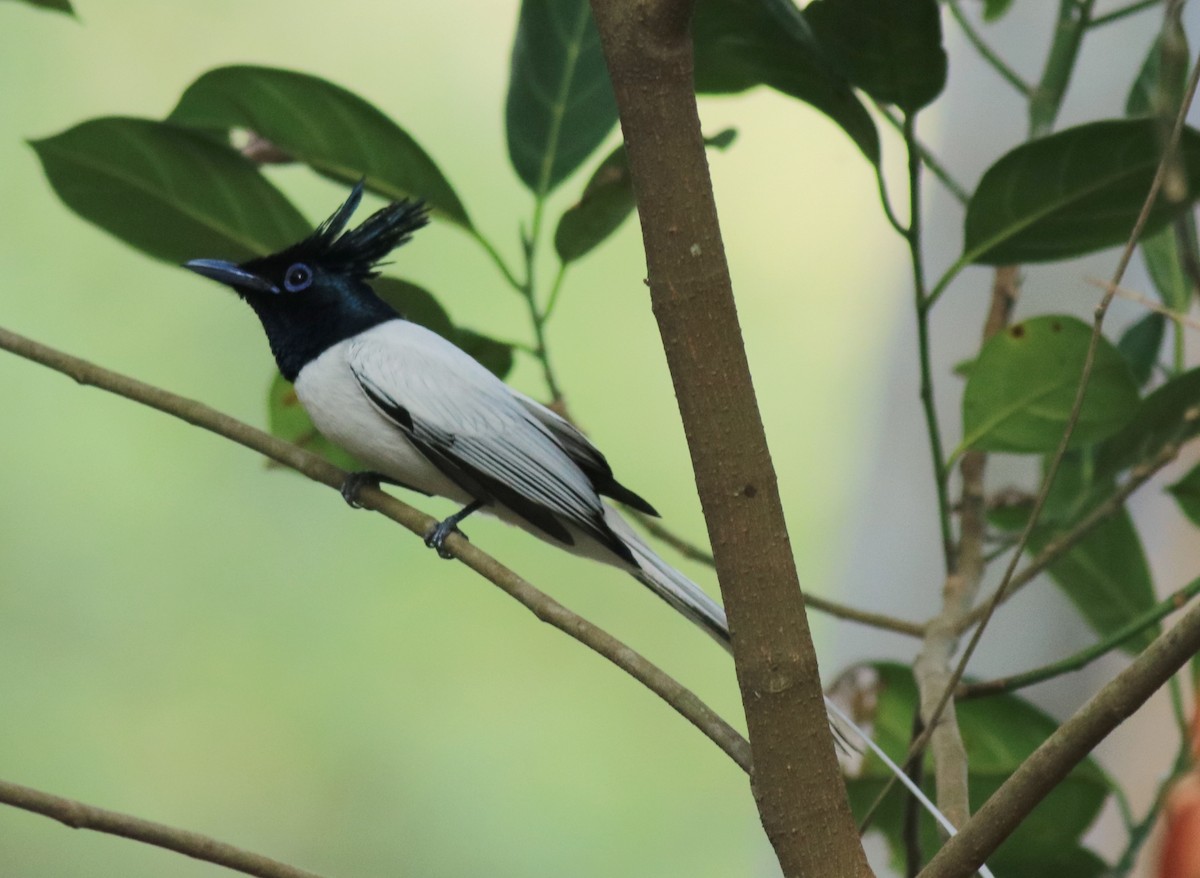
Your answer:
(245, 278), (398, 381)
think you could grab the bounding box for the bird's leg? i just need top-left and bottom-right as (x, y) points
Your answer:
(340, 471), (432, 508)
(340, 471), (385, 508)
(425, 500), (485, 559)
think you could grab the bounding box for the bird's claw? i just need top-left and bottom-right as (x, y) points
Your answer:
(340, 471), (380, 508)
(424, 518), (468, 559)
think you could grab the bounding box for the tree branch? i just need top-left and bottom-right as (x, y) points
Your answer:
(0, 324), (751, 774)
(918, 591), (1200, 878)
(0, 779), (325, 878)
(588, 3), (869, 875)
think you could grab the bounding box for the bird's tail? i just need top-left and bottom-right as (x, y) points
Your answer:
(602, 505), (732, 651)
(605, 505), (994, 878)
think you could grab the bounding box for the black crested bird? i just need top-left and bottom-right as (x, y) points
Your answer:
(185, 182), (730, 648)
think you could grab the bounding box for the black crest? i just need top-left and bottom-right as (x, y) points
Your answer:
(300, 181), (430, 279)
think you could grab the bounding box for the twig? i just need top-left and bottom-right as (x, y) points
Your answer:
(918, 589), (1200, 878)
(911, 266), (1018, 827)
(946, 0), (1033, 97)
(631, 512), (927, 637)
(0, 324), (751, 774)
(0, 779), (324, 878)
(876, 103), (970, 205)
(955, 438), (1185, 633)
(1084, 275), (1200, 332)
(959, 574), (1200, 698)
(1089, 0), (1163, 28)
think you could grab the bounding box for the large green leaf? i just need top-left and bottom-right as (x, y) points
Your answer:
(962, 120), (1200, 265)
(692, 0), (879, 163)
(1097, 366), (1200, 476)
(169, 66), (470, 229)
(30, 117), (309, 264)
(505, 0), (618, 195)
(554, 129), (737, 263)
(960, 316), (1139, 454)
(844, 663), (1110, 875)
(805, 0), (946, 113)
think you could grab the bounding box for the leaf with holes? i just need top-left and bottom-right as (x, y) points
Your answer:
(960, 315), (1139, 454)
(692, 0), (879, 163)
(169, 66), (470, 228)
(962, 120), (1200, 265)
(30, 117), (309, 264)
(805, 0), (946, 112)
(505, 0), (618, 194)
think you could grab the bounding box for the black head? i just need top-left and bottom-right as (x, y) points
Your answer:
(186, 182), (430, 380)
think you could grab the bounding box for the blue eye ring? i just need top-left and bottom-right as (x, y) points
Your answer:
(283, 262), (313, 292)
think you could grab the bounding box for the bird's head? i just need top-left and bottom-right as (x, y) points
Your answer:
(185, 182), (429, 379)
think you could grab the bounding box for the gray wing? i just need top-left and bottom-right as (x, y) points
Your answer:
(346, 322), (635, 562)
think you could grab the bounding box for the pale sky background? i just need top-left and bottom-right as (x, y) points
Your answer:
(0, 2), (1196, 876)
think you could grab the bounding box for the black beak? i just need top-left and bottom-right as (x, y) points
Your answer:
(184, 259), (280, 294)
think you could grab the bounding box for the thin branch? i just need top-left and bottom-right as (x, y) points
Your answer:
(875, 103), (970, 205)
(631, 512), (927, 637)
(1089, 0), (1162, 28)
(947, 0), (1033, 97)
(918, 589), (1200, 878)
(911, 266), (1018, 827)
(0, 324), (751, 774)
(0, 779), (324, 878)
(1085, 275), (1200, 333)
(955, 436), (1186, 633)
(959, 574), (1200, 699)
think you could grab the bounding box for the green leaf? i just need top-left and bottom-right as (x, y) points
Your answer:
(805, 0), (946, 113)
(1117, 312), (1165, 387)
(1141, 219), (1198, 314)
(982, 0), (1014, 21)
(962, 120), (1200, 265)
(1127, 26), (1188, 118)
(554, 129), (737, 263)
(30, 117), (309, 264)
(505, 0), (618, 194)
(692, 0), (879, 163)
(268, 373), (363, 473)
(1098, 366), (1200, 476)
(960, 316), (1139, 454)
(1030, 505), (1158, 653)
(845, 663), (1110, 873)
(1168, 461), (1200, 527)
(4, 0), (73, 13)
(169, 66), (470, 229)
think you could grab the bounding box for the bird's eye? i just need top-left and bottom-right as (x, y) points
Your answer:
(283, 263), (313, 292)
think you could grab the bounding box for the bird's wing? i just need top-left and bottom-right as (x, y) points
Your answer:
(346, 322), (633, 561)
(510, 391), (659, 516)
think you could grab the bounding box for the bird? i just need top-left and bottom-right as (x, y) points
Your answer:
(185, 185), (988, 855)
(185, 181), (731, 651)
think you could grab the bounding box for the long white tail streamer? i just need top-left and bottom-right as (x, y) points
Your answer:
(824, 697), (996, 878)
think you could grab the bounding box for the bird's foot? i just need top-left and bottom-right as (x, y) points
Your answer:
(424, 517), (469, 559)
(340, 471), (382, 508)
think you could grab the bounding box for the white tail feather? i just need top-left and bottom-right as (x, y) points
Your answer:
(611, 508), (995, 877)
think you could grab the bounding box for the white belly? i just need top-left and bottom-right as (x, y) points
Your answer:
(293, 340), (471, 503)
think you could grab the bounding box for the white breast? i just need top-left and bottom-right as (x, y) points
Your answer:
(292, 335), (471, 503)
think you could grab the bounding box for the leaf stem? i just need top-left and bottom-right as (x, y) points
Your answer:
(469, 226), (524, 292)
(904, 112), (955, 571)
(876, 102), (971, 205)
(947, 0), (1033, 98)
(959, 574), (1200, 698)
(1089, 0), (1162, 29)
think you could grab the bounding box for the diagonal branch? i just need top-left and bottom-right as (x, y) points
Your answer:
(588, 2), (870, 875)
(0, 779), (325, 878)
(0, 324), (750, 774)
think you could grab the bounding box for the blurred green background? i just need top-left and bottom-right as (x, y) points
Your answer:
(0, 2), (905, 875)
